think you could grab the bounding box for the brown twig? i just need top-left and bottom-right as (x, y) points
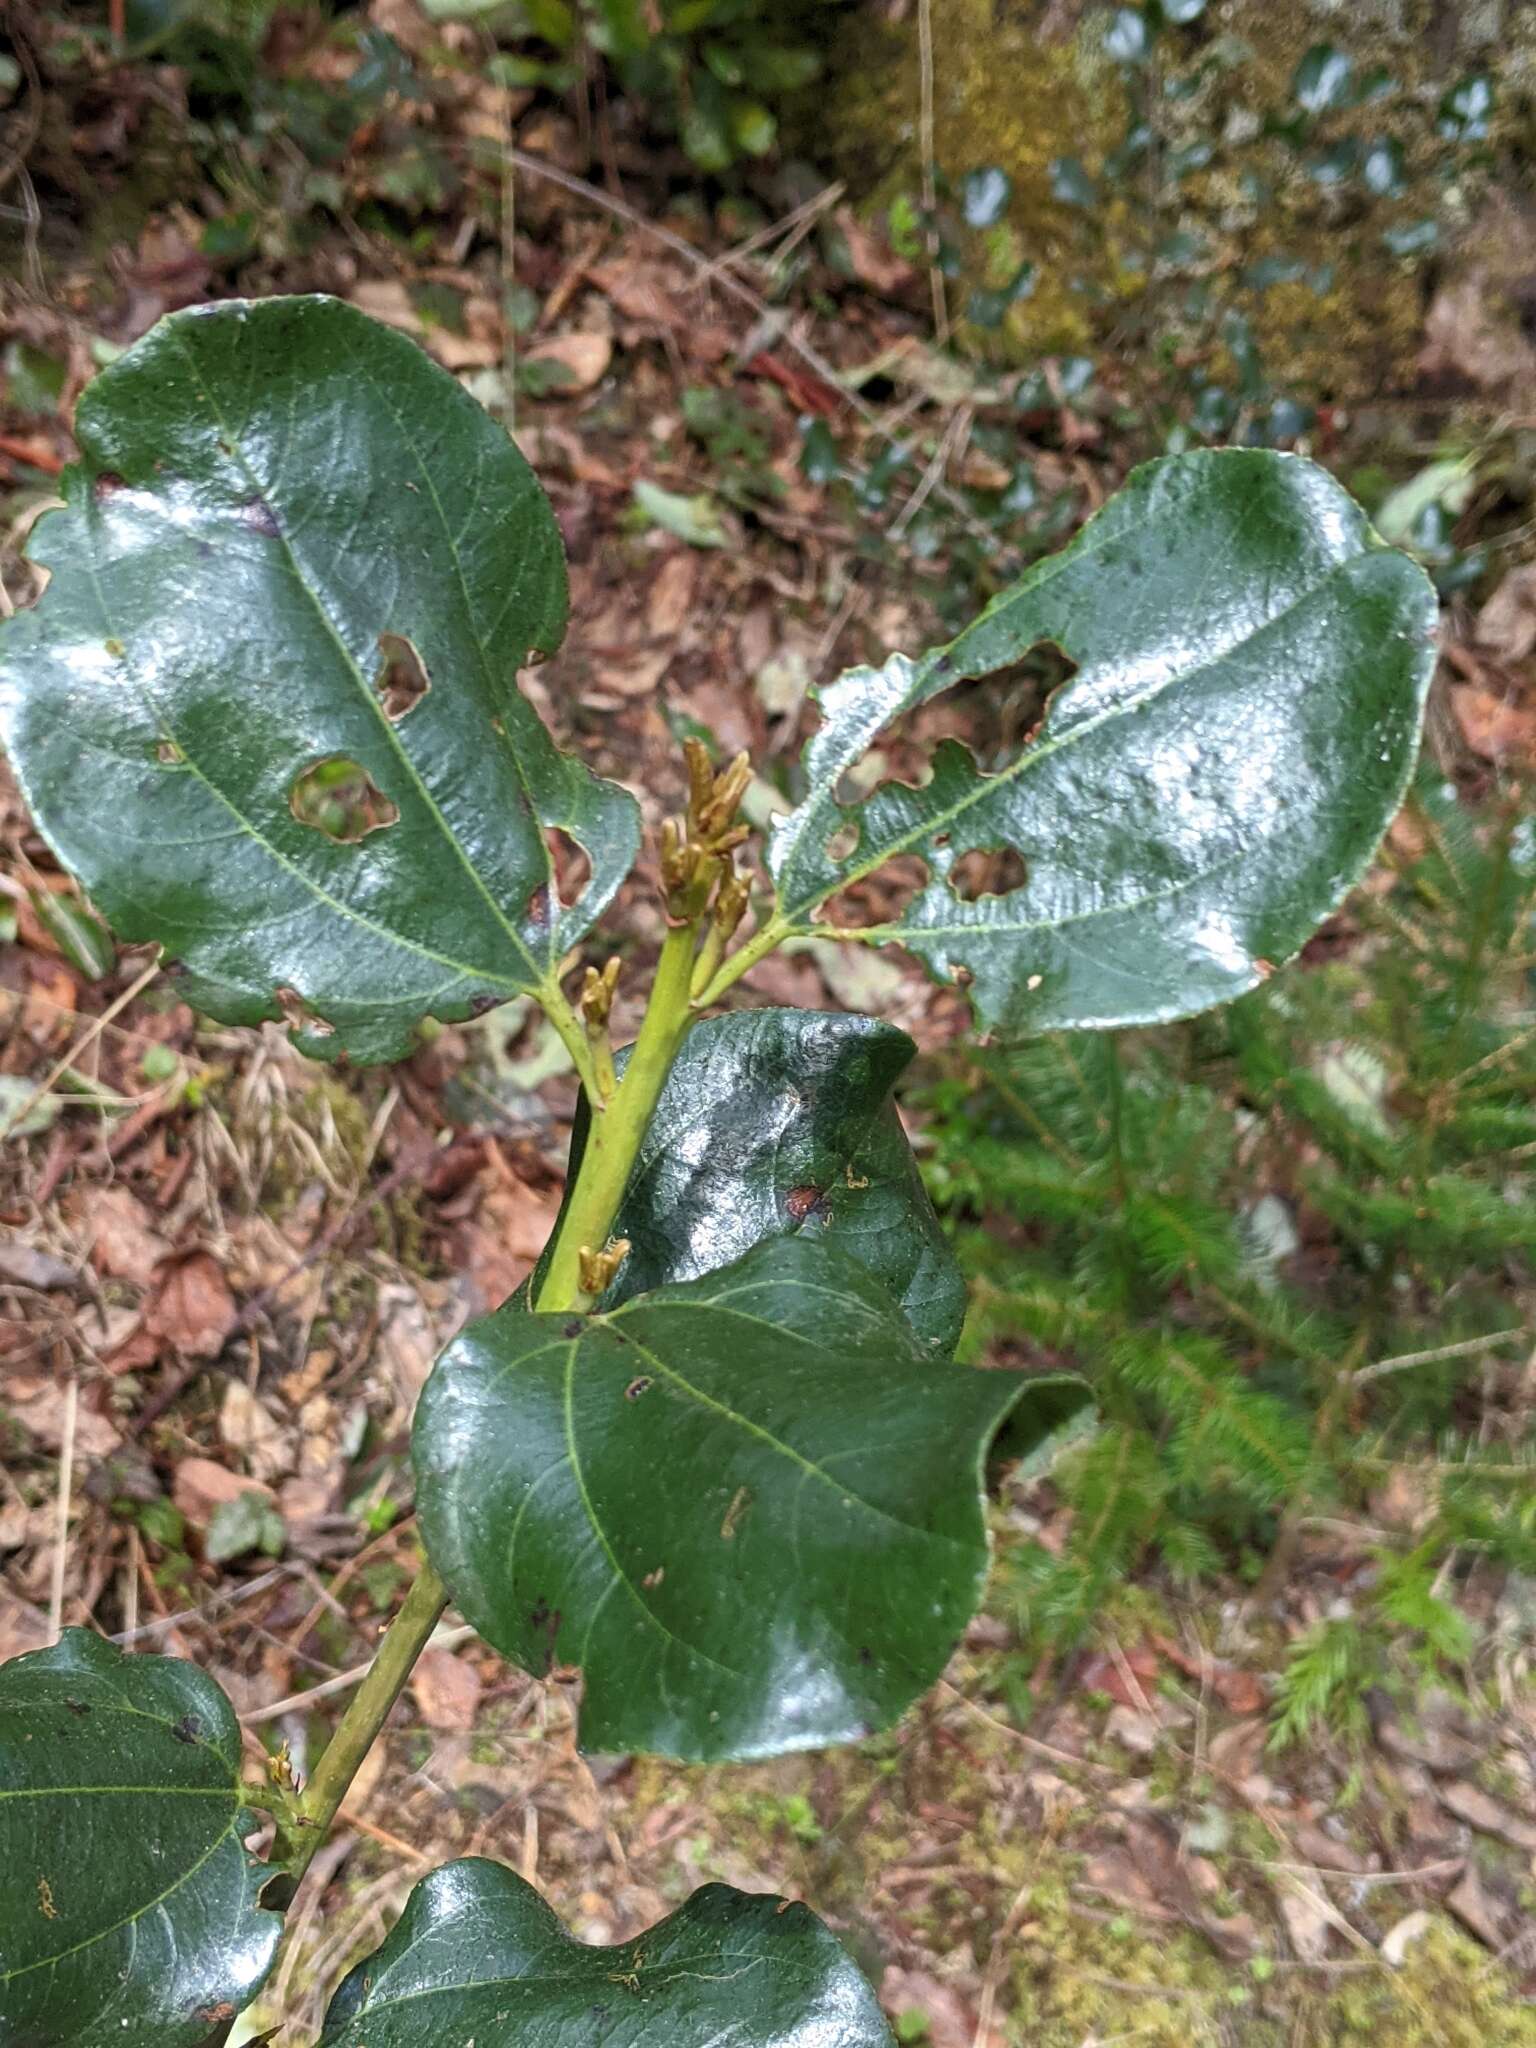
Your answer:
(46, 1377), (78, 1642)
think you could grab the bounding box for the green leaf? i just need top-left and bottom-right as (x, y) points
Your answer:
(960, 165), (1012, 228)
(319, 1860), (895, 2044)
(0, 1631), (282, 2048)
(764, 451), (1436, 1035)
(0, 296), (640, 1065)
(1104, 5), (1151, 62)
(546, 1009), (966, 1353)
(414, 1236), (1082, 1758)
(1293, 42), (1353, 113)
(632, 477), (731, 547)
(205, 1488), (286, 1563)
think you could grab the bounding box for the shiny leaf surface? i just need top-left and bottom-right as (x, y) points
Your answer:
(414, 1236), (1081, 1759)
(320, 1860), (893, 2045)
(548, 1009), (965, 1353)
(0, 1631), (281, 2048)
(767, 451), (1436, 1035)
(0, 295), (639, 1063)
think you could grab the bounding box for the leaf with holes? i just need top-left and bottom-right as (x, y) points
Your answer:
(0, 1631), (282, 2048)
(533, 1009), (966, 1353)
(319, 1860), (894, 2045)
(414, 1234), (1084, 1760)
(0, 295), (639, 1063)
(767, 450), (1436, 1034)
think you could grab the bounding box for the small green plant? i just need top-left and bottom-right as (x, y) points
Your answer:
(0, 295), (1435, 2041)
(922, 772), (1536, 1731)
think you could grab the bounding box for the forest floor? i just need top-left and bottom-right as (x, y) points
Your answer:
(2, 5), (1536, 2041)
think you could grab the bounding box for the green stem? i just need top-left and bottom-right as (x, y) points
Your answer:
(536, 915), (702, 1312)
(691, 911), (789, 1011)
(541, 978), (604, 1101)
(280, 1558), (448, 1878)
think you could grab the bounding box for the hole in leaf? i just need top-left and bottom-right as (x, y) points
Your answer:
(545, 827), (592, 910)
(823, 855), (929, 930)
(824, 820), (860, 863)
(374, 633), (432, 721)
(949, 845), (1029, 901)
(289, 757), (399, 843)
(274, 987), (335, 1038)
(905, 640), (1079, 766)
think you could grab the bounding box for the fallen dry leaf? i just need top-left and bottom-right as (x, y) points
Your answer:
(833, 205), (915, 297)
(375, 1283), (440, 1408)
(587, 257), (686, 330)
(1451, 682), (1536, 761)
(6, 1371), (120, 1458)
(1439, 1780), (1536, 1853)
(646, 550), (698, 640)
(172, 1455), (275, 1529)
(145, 1251), (238, 1358)
(879, 1969), (988, 2048)
(1476, 562), (1536, 663)
(1446, 1863), (1510, 1951)
(219, 1378), (290, 1484)
(412, 1647), (483, 1732)
(0, 1588), (49, 1664)
(1274, 1871), (1331, 1961)
(88, 1185), (170, 1286)
(526, 330), (612, 392)
(0, 1236), (77, 1290)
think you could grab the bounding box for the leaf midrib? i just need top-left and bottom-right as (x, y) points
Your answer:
(603, 1296), (977, 1548)
(328, 1941), (814, 2029)
(162, 320), (549, 990)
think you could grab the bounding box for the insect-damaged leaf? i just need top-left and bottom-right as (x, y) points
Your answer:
(536, 1009), (966, 1353)
(414, 1235), (1084, 1760)
(0, 295), (639, 1063)
(0, 1631), (281, 2048)
(319, 1860), (894, 2046)
(768, 450), (1436, 1034)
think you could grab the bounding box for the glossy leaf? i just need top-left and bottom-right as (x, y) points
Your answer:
(320, 1860), (894, 2045)
(546, 1009), (965, 1353)
(1293, 42), (1353, 113)
(0, 295), (640, 1064)
(765, 451), (1436, 1035)
(414, 1235), (1082, 1759)
(0, 1631), (281, 2048)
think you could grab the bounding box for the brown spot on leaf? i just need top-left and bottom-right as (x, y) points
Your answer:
(720, 1485), (751, 1539)
(785, 1184), (825, 1222)
(92, 471), (127, 500)
(241, 497), (281, 538)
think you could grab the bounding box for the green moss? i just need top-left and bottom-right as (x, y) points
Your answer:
(815, 0), (1503, 404)
(809, 0), (1125, 358)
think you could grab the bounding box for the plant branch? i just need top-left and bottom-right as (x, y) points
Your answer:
(277, 1558), (449, 1877)
(540, 977), (604, 1101)
(536, 913), (702, 1313)
(691, 910), (790, 1011)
